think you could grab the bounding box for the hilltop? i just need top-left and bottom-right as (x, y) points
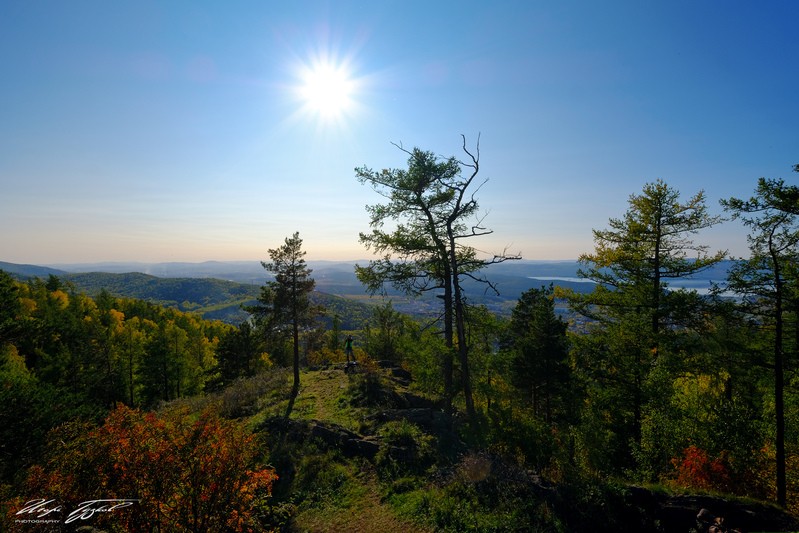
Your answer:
(225, 363), (799, 532)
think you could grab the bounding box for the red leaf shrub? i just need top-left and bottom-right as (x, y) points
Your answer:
(669, 445), (732, 493)
(7, 405), (277, 532)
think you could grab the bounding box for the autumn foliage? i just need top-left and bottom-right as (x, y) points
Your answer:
(10, 405), (277, 532)
(669, 445), (732, 493)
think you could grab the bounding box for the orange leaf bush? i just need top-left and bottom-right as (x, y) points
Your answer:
(8, 405), (277, 532)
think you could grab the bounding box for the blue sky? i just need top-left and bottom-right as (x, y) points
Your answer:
(1, 1), (797, 264)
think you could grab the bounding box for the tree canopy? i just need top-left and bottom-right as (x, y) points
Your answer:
(252, 232), (318, 413)
(355, 136), (518, 422)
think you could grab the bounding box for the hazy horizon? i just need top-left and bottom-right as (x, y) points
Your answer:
(3, 2), (796, 265)
(4, 256), (589, 269)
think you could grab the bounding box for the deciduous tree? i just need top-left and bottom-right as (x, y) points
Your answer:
(15, 405), (276, 531)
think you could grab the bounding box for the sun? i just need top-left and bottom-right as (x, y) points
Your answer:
(300, 63), (353, 117)
(293, 55), (359, 125)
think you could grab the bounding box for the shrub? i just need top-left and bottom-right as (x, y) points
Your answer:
(216, 370), (290, 418)
(668, 445), (732, 493)
(375, 420), (435, 478)
(307, 346), (340, 367)
(7, 405), (277, 532)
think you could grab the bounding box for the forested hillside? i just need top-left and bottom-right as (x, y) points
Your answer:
(2, 269), (377, 328)
(1, 265), (798, 531)
(64, 271), (259, 317)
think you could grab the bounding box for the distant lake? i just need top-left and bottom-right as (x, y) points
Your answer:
(531, 276), (722, 295)
(529, 276), (596, 284)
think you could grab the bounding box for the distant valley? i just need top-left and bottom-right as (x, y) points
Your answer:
(0, 259), (732, 325)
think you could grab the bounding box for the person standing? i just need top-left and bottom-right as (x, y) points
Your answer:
(344, 335), (354, 363)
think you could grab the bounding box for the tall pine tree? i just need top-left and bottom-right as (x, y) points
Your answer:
(253, 232), (317, 414)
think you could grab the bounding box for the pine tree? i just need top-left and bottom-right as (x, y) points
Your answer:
(564, 179), (724, 467)
(356, 136), (518, 422)
(253, 232), (317, 413)
(505, 286), (571, 424)
(721, 170), (799, 507)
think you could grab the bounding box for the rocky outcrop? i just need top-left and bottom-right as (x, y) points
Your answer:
(262, 417), (381, 459)
(625, 486), (799, 532)
(367, 407), (452, 434)
(309, 420), (381, 459)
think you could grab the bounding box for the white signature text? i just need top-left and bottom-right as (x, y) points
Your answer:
(16, 498), (139, 524)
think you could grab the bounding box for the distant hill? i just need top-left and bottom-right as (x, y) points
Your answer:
(56, 272), (375, 328)
(0, 261), (67, 279)
(0, 266), (377, 328)
(49, 260), (269, 284)
(58, 272), (260, 324)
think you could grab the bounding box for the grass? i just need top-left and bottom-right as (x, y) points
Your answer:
(235, 364), (799, 532)
(290, 369), (368, 430)
(248, 365), (440, 532)
(292, 466), (434, 533)
(265, 364), (422, 429)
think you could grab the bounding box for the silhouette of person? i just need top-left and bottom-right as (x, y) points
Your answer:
(344, 335), (354, 363)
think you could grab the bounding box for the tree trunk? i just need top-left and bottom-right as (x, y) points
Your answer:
(292, 320), (300, 395)
(652, 214), (662, 357)
(771, 244), (786, 508)
(451, 248), (476, 425)
(442, 263), (454, 415)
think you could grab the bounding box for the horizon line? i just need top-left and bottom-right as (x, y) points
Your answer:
(3, 257), (585, 267)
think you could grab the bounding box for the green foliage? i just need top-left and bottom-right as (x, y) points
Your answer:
(0, 355), (103, 484)
(209, 321), (268, 390)
(401, 325), (448, 396)
(504, 286), (573, 424)
(263, 428), (368, 525)
(363, 301), (413, 362)
(63, 271), (260, 322)
(356, 138), (518, 423)
(253, 232), (317, 331)
(387, 453), (563, 532)
(636, 372), (764, 487)
(563, 179), (725, 475)
(251, 231), (319, 400)
(485, 405), (559, 473)
(344, 368), (389, 408)
(0, 273), (235, 488)
(0, 271), (21, 345)
(375, 420), (436, 478)
(721, 171), (799, 507)
(290, 451), (371, 513)
(463, 304), (510, 415)
(214, 369), (290, 419)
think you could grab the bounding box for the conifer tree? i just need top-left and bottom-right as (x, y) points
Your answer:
(356, 136), (518, 422)
(505, 286), (571, 424)
(564, 179), (724, 466)
(253, 232), (316, 412)
(721, 169), (799, 507)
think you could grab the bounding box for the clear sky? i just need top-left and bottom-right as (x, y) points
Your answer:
(1, 1), (797, 265)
